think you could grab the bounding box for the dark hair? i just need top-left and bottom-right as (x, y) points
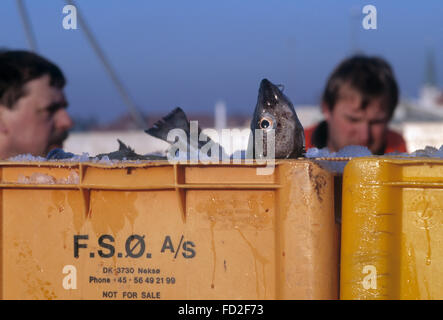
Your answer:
(322, 55), (399, 118)
(0, 50), (66, 108)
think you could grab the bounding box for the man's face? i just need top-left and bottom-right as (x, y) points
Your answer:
(0, 74), (73, 157)
(322, 85), (390, 155)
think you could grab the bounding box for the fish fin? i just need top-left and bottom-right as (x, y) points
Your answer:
(145, 107), (190, 141)
(117, 139), (135, 153)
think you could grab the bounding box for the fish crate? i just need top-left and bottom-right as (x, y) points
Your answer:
(0, 159), (339, 300)
(340, 157), (443, 300)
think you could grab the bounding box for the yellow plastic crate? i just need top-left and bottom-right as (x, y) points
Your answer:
(0, 160), (339, 300)
(341, 157), (443, 299)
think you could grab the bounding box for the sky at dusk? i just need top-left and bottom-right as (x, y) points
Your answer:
(1, 0), (443, 124)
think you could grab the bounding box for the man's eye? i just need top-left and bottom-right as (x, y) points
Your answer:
(42, 103), (65, 115)
(371, 119), (387, 125)
(346, 116), (360, 123)
(48, 105), (60, 114)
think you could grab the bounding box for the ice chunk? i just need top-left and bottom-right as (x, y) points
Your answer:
(71, 152), (91, 162)
(306, 148), (334, 158)
(230, 149), (254, 161)
(315, 160), (348, 174)
(8, 153), (47, 162)
(305, 145), (372, 174)
(436, 145), (443, 158)
(231, 150), (246, 160)
(336, 145), (372, 157)
(17, 174), (30, 184)
(387, 144), (443, 158)
(412, 147), (436, 157)
(17, 170), (79, 185)
(306, 145), (372, 158)
(24, 173), (56, 184)
(97, 155), (110, 164)
(56, 170), (80, 184)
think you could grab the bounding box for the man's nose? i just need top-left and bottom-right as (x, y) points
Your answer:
(357, 122), (371, 146)
(55, 109), (74, 131)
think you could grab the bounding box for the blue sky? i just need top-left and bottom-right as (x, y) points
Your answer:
(1, 0), (443, 123)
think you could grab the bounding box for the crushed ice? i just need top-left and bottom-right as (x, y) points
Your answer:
(387, 145), (443, 158)
(305, 145), (373, 158)
(5, 144), (443, 176)
(17, 170), (79, 185)
(305, 144), (443, 173)
(8, 153), (47, 162)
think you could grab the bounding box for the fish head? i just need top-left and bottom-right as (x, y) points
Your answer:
(251, 78), (305, 158)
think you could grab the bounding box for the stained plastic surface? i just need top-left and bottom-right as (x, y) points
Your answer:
(0, 160), (339, 300)
(341, 157), (443, 300)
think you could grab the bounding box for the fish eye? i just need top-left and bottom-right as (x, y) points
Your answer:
(259, 117), (273, 130)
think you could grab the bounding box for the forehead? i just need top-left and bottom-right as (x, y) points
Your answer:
(335, 85), (388, 115)
(23, 75), (66, 104)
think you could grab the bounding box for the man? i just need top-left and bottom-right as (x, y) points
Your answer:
(305, 55), (407, 155)
(0, 50), (73, 159)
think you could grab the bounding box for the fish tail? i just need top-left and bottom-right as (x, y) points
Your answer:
(145, 107), (190, 141)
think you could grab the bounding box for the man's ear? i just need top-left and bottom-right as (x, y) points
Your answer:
(321, 102), (332, 121)
(0, 106), (10, 134)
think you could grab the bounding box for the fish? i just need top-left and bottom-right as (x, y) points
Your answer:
(95, 139), (166, 160)
(145, 107), (227, 159)
(248, 78), (305, 158)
